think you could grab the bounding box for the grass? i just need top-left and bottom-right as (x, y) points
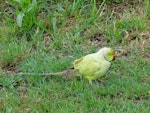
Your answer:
(0, 0), (150, 112)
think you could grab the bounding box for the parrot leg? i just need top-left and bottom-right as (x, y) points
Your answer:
(89, 80), (93, 85)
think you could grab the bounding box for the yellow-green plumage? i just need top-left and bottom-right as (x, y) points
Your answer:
(74, 47), (115, 84)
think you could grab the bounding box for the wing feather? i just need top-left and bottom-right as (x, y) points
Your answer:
(74, 55), (101, 78)
(73, 57), (83, 69)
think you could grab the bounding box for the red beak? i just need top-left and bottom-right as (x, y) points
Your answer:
(113, 55), (116, 61)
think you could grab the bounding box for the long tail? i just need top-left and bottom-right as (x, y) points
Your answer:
(17, 68), (80, 78)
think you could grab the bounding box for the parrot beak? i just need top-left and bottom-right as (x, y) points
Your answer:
(113, 55), (116, 61)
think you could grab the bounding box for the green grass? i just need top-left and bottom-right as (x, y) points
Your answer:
(0, 0), (150, 112)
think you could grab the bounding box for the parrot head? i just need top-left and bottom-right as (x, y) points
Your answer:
(102, 47), (116, 61)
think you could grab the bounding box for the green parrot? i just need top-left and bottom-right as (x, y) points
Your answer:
(73, 47), (116, 84)
(17, 47), (116, 85)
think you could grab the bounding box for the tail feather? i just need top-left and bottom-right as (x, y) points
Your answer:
(17, 68), (80, 78)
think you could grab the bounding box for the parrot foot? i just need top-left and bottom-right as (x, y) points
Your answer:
(89, 80), (100, 86)
(89, 80), (104, 85)
(89, 80), (93, 85)
(97, 79), (104, 83)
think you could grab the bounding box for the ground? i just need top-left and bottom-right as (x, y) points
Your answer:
(0, 0), (150, 112)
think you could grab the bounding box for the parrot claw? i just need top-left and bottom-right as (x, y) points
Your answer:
(98, 79), (104, 83)
(89, 80), (93, 85)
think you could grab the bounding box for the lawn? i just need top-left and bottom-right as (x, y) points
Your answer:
(0, 0), (150, 112)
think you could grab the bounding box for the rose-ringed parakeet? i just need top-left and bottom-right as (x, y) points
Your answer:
(16, 47), (115, 85)
(73, 47), (116, 85)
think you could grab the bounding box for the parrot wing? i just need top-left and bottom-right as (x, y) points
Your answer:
(74, 55), (102, 79)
